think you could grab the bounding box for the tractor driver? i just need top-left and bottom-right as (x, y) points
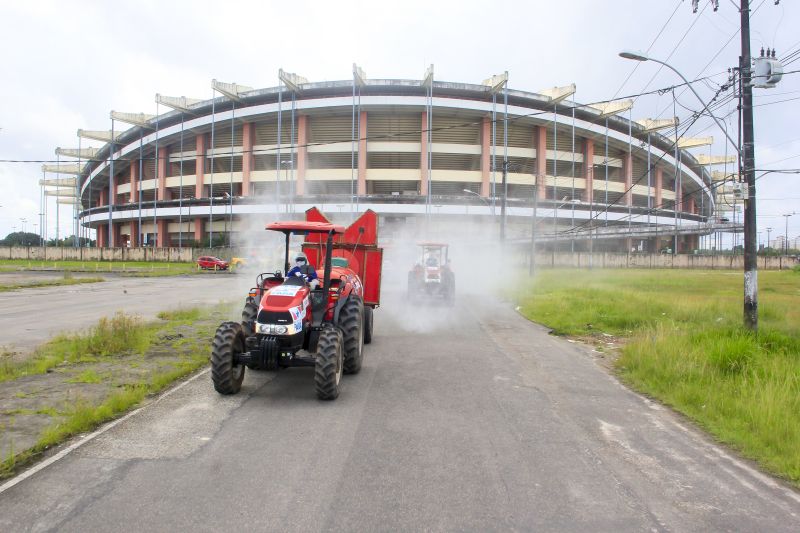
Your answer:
(287, 252), (320, 289)
(425, 255), (439, 267)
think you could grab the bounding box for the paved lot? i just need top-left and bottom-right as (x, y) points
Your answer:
(1, 291), (799, 531)
(0, 272), (245, 357)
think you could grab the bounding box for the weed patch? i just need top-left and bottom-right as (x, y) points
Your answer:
(515, 269), (800, 484)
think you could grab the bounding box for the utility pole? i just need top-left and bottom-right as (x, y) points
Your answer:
(740, 0), (758, 330)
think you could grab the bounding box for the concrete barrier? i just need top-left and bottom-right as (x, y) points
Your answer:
(530, 251), (798, 270)
(2, 247), (798, 270)
(1, 247), (194, 262)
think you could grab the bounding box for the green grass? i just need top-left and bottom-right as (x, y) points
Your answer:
(0, 259), (196, 275)
(0, 276), (104, 292)
(67, 369), (103, 384)
(156, 308), (202, 323)
(515, 269), (800, 484)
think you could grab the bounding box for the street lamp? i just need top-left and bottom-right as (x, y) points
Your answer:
(783, 213), (795, 256)
(766, 227), (773, 252)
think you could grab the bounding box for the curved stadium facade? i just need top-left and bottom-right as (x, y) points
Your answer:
(75, 76), (716, 252)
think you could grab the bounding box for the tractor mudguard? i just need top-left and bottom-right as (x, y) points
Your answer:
(333, 293), (351, 326)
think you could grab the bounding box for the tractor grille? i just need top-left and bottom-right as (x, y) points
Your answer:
(257, 310), (293, 324)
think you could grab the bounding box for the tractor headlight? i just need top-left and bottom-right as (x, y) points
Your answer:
(256, 323), (291, 335)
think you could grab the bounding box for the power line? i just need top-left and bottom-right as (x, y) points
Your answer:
(612, 0), (683, 99)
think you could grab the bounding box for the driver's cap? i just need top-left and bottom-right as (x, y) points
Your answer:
(295, 253), (308, 262)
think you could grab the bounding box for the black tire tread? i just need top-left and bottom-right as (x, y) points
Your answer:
(363, 306), (374, 344)
(241, 299), (258, 334)
(315, 327), (342, 400)
(339, 297), (364, 374)
(211, 321), (245, 395)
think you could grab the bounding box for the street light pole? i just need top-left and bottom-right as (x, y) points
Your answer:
(766, 227), (773, 252)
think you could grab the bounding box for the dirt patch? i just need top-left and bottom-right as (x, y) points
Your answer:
(0, 310), (226, 469)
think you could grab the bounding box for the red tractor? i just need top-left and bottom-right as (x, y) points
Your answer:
(407, 242), (455, 305)
(211, 208), (383, 400)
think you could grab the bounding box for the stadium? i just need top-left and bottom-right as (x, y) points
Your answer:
(48, 69), (734, 252)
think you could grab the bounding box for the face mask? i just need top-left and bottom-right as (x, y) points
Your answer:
(296, 260), (306, 268)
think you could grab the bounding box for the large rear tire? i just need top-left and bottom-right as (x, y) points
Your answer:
(363, 305), (374, 344)
(211, 321), (246, 395)
(315, 327), (343, 400)
(339, 297), (364, 374)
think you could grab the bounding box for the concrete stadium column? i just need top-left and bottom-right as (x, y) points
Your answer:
(420, 112), (429, 196)
(100, 188), (108, 207)
(623, 151), (633, 206)
(157, 219), (170, 247)
(113, 223), (121, 248)
(536, 125), (546, 200)
(194, 218), (204, 243)
(358, 111), (367, 195)
(687, 196), (696, 214)
(242, 122), (254, 197)
(296, 115), (308, 195)
(130, 160), (139, 204)
(130, 220), (139, 247)
(480, 116), (491, 197)
(157, 146), (169, 201)
(583, 138), (594, 203)
(97, 224), (105, 248)
(195, 133), (206, 199)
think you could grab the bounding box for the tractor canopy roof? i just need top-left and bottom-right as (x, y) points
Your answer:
(266, 221), (346, 234)
(417, 242), (448, 248)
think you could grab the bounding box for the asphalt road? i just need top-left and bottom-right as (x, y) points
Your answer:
(0, 272), (244, 356)
(1, 291), (799, 531)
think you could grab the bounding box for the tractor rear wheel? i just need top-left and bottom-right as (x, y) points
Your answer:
(211, 321), (246, 395)
(315, 327), (343, 400)
(340, 297), (364, 374)
(363, 305), (374, 344)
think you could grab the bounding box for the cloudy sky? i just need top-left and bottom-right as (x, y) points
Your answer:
(1, 0), (798, 245)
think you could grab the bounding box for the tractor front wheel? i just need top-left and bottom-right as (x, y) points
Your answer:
(340, 297), (364, 374)
(315, 327), (343, 400)
(211, 321), (246, 395)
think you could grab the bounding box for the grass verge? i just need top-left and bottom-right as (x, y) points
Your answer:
(0, 276), (104, 292)
(0, 259), (197, 276)
(0, 303), (232, 479)
(514, 268), (800, 485)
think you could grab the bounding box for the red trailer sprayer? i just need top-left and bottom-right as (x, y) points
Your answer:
(211, 208), (383, 400)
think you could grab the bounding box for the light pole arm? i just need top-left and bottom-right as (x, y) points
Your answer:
(648, 57), (741, 156)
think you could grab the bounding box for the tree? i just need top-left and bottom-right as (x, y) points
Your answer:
(1, 231), (41, 246)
